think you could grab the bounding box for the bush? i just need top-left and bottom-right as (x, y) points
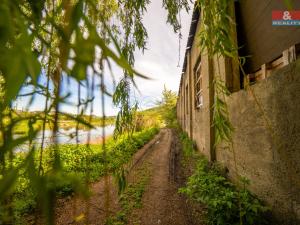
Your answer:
(180, 157), (269, 225)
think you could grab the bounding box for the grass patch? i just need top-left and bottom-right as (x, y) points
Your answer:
(105, 163), (151, 225)
(179, 131), (201, 168)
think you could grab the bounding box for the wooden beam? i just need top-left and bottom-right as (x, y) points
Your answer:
(283, 45), (296, 66)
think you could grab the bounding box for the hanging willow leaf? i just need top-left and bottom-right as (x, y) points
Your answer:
(0, 168), (18, 200)
(0, 0), (190, 222)
(83, 18), (149, 80)
(113, 166), (128, 195)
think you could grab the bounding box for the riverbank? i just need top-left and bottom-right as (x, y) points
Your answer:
(11, 110), (115, 135)
(10, 127), (160, 224)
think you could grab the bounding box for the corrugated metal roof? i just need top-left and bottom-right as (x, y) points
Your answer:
(178, 4), (200, 98)
(181, 6), (200, 74)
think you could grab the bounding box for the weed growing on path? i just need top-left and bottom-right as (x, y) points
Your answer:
(179, 132), (200, 168)
(105, 162), (151, 225)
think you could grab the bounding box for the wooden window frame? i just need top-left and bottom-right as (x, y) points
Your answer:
(194, 61), (203, 109)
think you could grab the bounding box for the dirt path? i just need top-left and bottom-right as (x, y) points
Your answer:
(130, 129), (186, 224)
(128, 128), (205, 225)
(32, 128), (205, 225)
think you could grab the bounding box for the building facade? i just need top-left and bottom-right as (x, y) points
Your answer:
(177, 1), (300, 224)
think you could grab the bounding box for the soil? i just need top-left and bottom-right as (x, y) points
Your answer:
(32, 128), (206, 225)
(128, 129), (206, 225)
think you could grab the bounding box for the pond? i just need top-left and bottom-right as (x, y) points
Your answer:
(16, 125), (115, 151)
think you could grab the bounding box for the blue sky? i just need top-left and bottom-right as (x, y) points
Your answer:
(14, 1), (193, 116)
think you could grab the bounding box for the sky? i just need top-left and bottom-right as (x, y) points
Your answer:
(133, 1), (192, 110)
(15, 1), (193, 116)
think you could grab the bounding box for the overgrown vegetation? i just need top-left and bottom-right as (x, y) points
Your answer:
(132, 107), (164, 132)
(0, 0), (189, 223)
(212, 77), (233, 145)
(180, 132), (197, 158)
(180, 158), (269, 225)
(7, 127), (159, 224)
(131, 86), (178, 131)
(179, 132), (269, 225)
(106, 162), (151, 225)
(157, 86), (178, 127)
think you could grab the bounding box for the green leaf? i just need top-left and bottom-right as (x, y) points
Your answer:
(0, 2), (11, 44)
(72, 63), (86, 81)
(27, 0), (46, 22)
(0, 168), (18, 199)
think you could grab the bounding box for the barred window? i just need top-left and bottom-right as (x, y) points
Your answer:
(195, 62), (203, 108)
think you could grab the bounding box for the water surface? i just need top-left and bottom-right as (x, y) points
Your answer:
(17, 125), (115, 151)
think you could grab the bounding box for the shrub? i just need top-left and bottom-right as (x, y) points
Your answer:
(180, 157), (269, 225)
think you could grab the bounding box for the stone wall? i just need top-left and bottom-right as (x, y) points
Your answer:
(177, 17), (216, 160)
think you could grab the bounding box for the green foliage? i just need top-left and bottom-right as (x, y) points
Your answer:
(163, 0), (191, 32)
(212, 77), (234, 145)
(112, 0), (189, 137)
(2, 127), (159, 223)
(197, 0), (236, 58)
(158, 86), (178, 127)
(0, 0), (188, 223)
(0, 75), (4, 100)
(113, 167), (128, 195)
(180, 131), (196, 158)
(113, 79), (137, 137)
(134, 107), (164, 131)
(180, 157), (269, 225)
(179, 131), (202, 170)
(106, 162), (151, 225)
(195, 0), (236, 147)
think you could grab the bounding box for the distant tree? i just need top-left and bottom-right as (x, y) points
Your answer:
(159, 85), (178, 127)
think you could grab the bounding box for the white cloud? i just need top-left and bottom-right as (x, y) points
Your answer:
(17, 1), (193, 116)
(132, 0), (193, 110)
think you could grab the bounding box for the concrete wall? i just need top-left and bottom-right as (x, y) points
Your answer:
(177, 18), (215, 160)
(216, 60), (300, 224)
(177, 3), (300, 223)
(178, 56), (300, 225)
